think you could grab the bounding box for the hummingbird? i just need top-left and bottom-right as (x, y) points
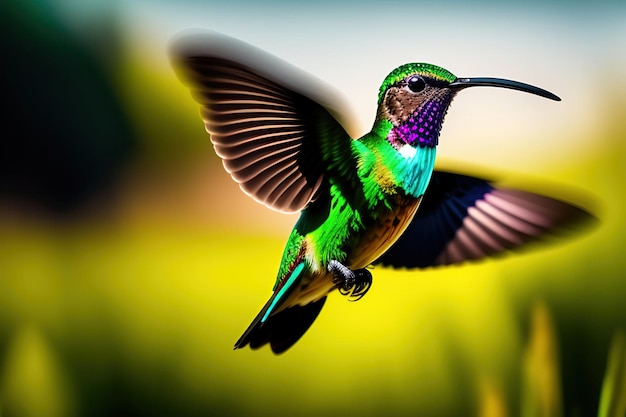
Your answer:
(171, 31), (591, 354)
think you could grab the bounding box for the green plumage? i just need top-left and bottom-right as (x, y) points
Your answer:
(378, 63), (456, 102)
(269, 121), (438, 321)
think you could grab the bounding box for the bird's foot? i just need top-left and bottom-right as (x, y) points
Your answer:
(327, 260), (372, 302)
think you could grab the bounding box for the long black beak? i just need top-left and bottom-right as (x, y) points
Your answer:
(449, 77), (561, 101)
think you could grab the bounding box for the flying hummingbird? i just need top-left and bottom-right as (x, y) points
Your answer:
(171, 31), (591, 354)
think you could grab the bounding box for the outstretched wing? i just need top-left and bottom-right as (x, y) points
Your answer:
(376, 171), (594, 269)
(171, 31), (356, 213)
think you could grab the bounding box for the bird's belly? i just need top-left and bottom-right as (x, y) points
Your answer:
(348, 196), (422, 269)
(279, 196), (422, 311)
(282, 271), (336, 310)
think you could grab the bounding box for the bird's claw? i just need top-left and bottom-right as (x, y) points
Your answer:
(337, 269), (372, 301)
(328, 260), (373, 302)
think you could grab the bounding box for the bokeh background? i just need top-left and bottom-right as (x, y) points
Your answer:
(1, 0), (626, 416)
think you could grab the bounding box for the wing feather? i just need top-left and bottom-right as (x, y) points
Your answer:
(171, 32), (356, 213)
(376, 171), (594, 269)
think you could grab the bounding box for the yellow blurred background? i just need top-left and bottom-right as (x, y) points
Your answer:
(1, 1), (625, 416)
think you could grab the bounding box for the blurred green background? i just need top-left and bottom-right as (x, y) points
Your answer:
(1, 0), (625, 416)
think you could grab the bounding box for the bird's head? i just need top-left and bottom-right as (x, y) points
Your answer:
(375, 63), (560, 154)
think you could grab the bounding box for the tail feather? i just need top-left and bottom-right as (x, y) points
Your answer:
(234, 297), (327, 354)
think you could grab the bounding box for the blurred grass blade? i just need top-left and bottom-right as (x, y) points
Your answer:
(521, 301), (563, 417)
(478, 378), (509, 417)
(598, 330), (626, 417)
(0, 325), (75, 417)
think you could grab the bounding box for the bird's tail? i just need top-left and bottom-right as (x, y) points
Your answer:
(234, 296), (327, 354)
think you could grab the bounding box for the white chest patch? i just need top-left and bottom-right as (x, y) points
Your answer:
(398, 144), (417, 159)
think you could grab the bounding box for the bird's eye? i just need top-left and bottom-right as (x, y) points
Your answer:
(407, 76), (426, 93)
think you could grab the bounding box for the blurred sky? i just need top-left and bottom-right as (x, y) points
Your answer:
(122, 0), (624, 170)
(2, 1), (626, 416)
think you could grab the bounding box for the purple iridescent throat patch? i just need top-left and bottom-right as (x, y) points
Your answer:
(388, 95), (451, 149)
